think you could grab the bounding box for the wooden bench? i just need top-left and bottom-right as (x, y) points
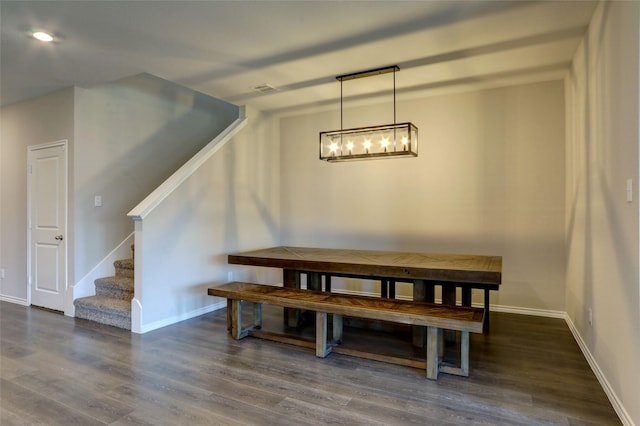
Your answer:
(207, 282), (485, 380)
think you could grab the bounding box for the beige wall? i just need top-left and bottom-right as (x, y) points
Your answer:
(565, 1), (639, 424)
(0, 88), (75, 303)
(73, 74), (238, 284)
(0, 74), (239, 310)
(281, 81), (566, 311)
(135, 106), (281, 331)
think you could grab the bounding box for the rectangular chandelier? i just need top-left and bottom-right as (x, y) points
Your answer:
(319, 65), (418, 162)
(319, 122), (417, 162)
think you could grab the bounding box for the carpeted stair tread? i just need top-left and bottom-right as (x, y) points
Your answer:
(75, 253), (134, 329)
(115, 258), (133, 269)
(114, 258), (134, 278)
(75, 296), (130, 314)
(95, 275), (133, 290)
(74, 296), (131, 330)
(95, 275), (134, 300)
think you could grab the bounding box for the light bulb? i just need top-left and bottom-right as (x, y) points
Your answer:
(380, 137), (390, 151)
(329, 142), (338, 153)
(363, 139), (372, 150)
(346, 141), (354, 151)
(33, 31), (54, 42)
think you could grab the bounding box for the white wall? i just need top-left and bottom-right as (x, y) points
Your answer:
(565, 2), (639, 424)
(0, 73), (239, 309)
(73, 74), (238, 284)
(134, 105), (281, 332)
(281, 81), (566, 312)
(0, 88), (75, 303)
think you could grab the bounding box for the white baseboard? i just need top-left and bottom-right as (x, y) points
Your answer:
(0, 294), (28, 306)
(564, 315), (633, 426)
(486, 303), (566, 319)
(331, 288), (380, 298)
(333, 289), (567, 319)
(134, 300), (226, 334)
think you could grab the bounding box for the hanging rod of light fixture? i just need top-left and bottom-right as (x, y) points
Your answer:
(319, 65), (418, 162)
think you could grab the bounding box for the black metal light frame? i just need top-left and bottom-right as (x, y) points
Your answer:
(319, 65), (418, 162)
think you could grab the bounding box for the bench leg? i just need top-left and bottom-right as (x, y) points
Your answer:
(226, 299), (232, 333)
(316, 312), (332, 358)
(460, 331), (470, 376)
(253, 303), (262, 330)
(426, 326), (442, 380)
(230, 299), (248, 340)
(438, 330), (471, 377)
(332, 314), (343, 344)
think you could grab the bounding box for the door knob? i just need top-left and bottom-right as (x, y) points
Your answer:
(55, 235), (64, 241)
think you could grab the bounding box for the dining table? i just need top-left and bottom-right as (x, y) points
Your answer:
(228, 246), (502, 335)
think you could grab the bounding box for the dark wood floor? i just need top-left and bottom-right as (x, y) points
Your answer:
(0, 301), (620, 425)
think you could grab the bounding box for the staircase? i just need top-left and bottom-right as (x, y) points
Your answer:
(74, 249), (134, 330)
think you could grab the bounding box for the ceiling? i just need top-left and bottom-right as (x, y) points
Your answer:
(1, 1), (597, 116)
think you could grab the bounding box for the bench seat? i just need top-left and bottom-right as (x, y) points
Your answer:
(208, 282), (485, 380)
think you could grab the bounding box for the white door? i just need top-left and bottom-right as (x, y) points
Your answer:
(28, 141), (67, 311)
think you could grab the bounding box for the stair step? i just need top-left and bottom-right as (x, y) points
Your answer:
(95, 276), (133, 300)
(114, 258), (134, 278)
(74, 296), (131, 330)
(74, 254), (134, 330)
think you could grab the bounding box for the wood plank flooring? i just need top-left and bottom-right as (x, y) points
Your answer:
(0, 301), (620, 425)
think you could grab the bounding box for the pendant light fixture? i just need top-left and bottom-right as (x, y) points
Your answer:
(319, 65), (418, 162)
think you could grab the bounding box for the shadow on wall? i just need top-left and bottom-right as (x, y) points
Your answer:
(221, 110), (280, 256)
(568, 0), (639, 336)
(74, 73), (238, 281)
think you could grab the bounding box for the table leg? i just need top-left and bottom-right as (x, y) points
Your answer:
(442, 285), (456, 306)
(283, 269), (301, 327)
(412, 280), (435, 302)
(461, 287), (472, 307)
(307, 272), (321, 291)
(412, 280), (427, 347)
(253, 303), (262, 330)
(324, 275), (332, 292)
(295, 272), (322, 331)
(425, 283), (435, 303)
(388, 279), (396, 299)
(484, 289), (490, 333)
(442, 285), (457, 343)
(226, 299), (232, 333)
(381, 279), (389, 298)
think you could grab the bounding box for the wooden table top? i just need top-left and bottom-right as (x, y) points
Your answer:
(228, 246), (502, 286)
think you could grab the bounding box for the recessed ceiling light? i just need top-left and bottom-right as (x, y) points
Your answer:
(32, 31), (54, 42)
